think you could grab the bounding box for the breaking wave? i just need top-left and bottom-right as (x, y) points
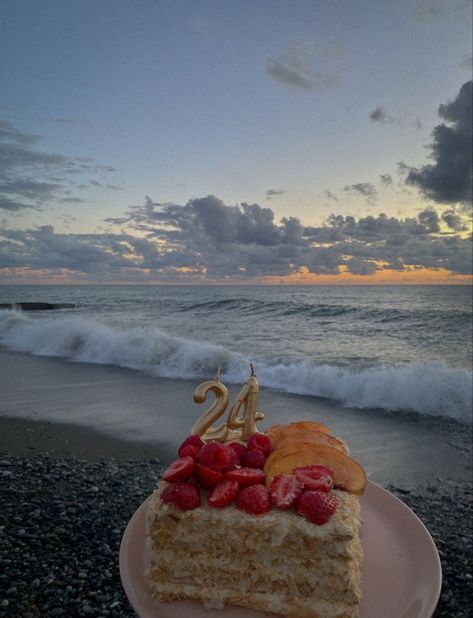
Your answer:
(0, 309), (471, 424)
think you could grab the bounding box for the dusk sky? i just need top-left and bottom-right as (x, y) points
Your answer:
(0, 0), (471, 284)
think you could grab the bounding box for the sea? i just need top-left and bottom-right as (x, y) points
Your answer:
(0, 284), (472, 424)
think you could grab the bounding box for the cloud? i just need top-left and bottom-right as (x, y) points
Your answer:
(265, 188), (285, 199)
(369, 106), (422, 130)
(459, 52), (472, 71)
(369, 106), (399, 125)
(410, 0), (470, 21)
(346, 257), (378, 275)
(379, 174), (393, 186)
(0, 120), (39, 145)
(1, 196), (471, 281)
(84, 196), (473, 279)
(0, 119), (117, 212)
(323, 190), (339, 202)
(266, 41), (344, 92)
(441, 208), (468, 231)
(405, 80), (472, 206)
(343, 182), (377, 204)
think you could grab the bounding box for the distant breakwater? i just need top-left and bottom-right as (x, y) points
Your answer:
(0, 302), (75, 311)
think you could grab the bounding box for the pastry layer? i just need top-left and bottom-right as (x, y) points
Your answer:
(146, 484), (363, 618)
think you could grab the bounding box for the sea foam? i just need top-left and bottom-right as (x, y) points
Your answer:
(0, 310), (471, 424)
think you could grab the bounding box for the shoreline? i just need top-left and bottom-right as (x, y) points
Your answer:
(1, 348), (472, 487)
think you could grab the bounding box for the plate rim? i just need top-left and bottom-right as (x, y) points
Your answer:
(120, 480), (442, 618)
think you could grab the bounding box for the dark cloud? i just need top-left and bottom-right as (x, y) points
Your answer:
(405, 80), (472, 206)
(265, 188), (286, 199)
(346, 257), (378, 275)
(379, 173), (393, 186)
(369, 107), (422, 129)
(0, 120), (117, 212)
(1, 195), (471, 281)
(369, 106), (399, 125)
(441, 209), (468, 231)
(323, 190), (339, 202)
(343, 182), (377, 204)
(90, 196), (473, 279)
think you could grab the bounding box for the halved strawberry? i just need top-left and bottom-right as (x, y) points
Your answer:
(179, 444), (201, 459)
(293, 465), (334, 492)
(225, 467), (265, 486)
(162, 457), (195, 482)
(222, 445), (240, 472)
(195, 463), (224, 488)
(297, 489), (338, 525)
(161, 480), (201, 510)
(208, 480), (239, 508)
(227, 442), (247, 464)
(196, 441), (230, 471)
(178, 434), (204, 459)
(269, 474), (303, 510)
(247, 433), (273, 456)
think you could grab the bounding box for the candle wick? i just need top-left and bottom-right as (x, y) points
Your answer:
(250, 363), (256, 377)
(216, 366), (221, 382)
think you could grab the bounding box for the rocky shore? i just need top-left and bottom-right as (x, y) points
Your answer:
(0, 453), (471, 618)
(0, 303), (75, 311)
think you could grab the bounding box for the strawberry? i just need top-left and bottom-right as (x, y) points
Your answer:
(179, 444), (201, 459)
(293, 465), (334, 492)
(178, 434), (204, 459)
(208, 480), (239, 508)
(162, 457), (195, 482)
(222, 444), (240, 472)
(269, 474), (303, 510)
(297, 490), (338, 525)
(224, 467), (266, 486)
(195, 463), (224, 488)
(227, 441), (248, 464)
(196, 441), (231, 471)
(161, 481), (201, 510)
(241, 447), (266, 469)
(236, 484), (271, 515)
(247, 433), (273, 456)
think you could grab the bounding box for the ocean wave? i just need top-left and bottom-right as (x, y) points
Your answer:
(167, 296), (471, 324)
(0, 309), (471, 424)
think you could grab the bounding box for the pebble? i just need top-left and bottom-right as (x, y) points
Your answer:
(0, 453), (163, 617)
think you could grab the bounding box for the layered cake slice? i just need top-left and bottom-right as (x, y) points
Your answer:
(145, 373), (366, 618)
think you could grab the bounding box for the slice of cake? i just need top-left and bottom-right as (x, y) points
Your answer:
(145, 370), (366, 618)
(146, 425), (366, 618)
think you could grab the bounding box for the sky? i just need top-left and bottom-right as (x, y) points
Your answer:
(0, 0), (471, 284)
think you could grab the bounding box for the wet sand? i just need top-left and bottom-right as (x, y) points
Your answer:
(0, 348), (471, 486)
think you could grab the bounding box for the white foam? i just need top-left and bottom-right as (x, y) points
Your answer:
(0, 310), (471, 424)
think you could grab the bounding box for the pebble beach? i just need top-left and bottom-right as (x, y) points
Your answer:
(0, 416), (472, 618)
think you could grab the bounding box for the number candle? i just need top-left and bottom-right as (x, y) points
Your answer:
(191, 367), (229, 441)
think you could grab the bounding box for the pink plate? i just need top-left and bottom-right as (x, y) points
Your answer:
(119, 481), (442, 618)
